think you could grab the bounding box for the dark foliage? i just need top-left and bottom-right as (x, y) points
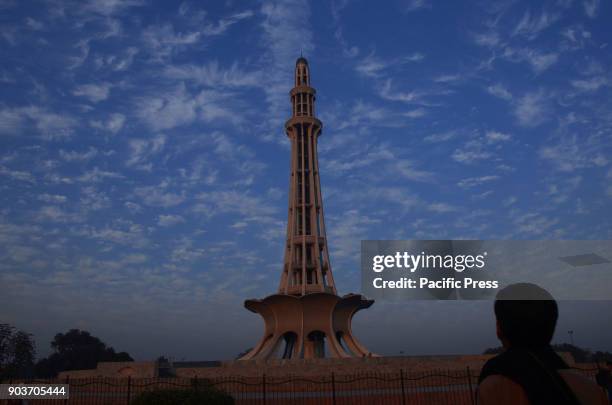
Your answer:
(484, 343), (612, 363)
(35, 329), (133, 378)
(155, 356), (175, 378)
(0, 323), (36, 379)
(131, 387), (234, 405)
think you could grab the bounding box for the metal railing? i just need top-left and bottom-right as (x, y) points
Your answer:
(2, 367), (600, 405)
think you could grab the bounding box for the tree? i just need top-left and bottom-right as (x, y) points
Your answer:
(132, 386), (234, 405)
(35, 329), (133, 378)
(483, 343), (612, 364)
(0, 324), (12, 374)
(0, 324), (36, 380)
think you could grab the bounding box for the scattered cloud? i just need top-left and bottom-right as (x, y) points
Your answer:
(134, 182), (185, 207)
(485, 131), (511, 143)
(486, 84), (513, 101)
(77, 167), (123, 183)
(503, 47), (559, 73)
(126, 135), (166, 171)
(90, 113), (126, 134)
(452, 140), (492, 164)
(158, 214), (185, 227)
(423, 131), (456, 143)
(512, 9), (560, 40)
(25, 17), (44, 31)
(0, 166), (36, 183)
(458, 175), (500, 188)
(571, 76), (608, 92)
(164, 62), (261, 88)
(583, 0), (600, 18)
(539, 135), (609, 172)
(0, 106), (76, 138)
(403, 108), (427, 118)
(73, 83), (112, 103)
(514, 91), (550, 127)
(402, 0), (432, 12)
(59, 147), (98, 162)
(38, 193), (68, 204)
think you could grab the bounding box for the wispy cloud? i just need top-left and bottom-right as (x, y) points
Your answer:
(77, 167), (123, 183)
(512, 9), (560, 40)
(539, 135), (609, 172)
(90, 113), (125, 134)
(134, 182), (185, 207)
(0, 106), (76, 139)
(486, 84), (513, 101)
(73, 83), (112, 103)
(126, 135), (166, 171)
(513, 90), (550, 127)
(136, 84), (241, 131)
(571, 76), (609, 92)
(355, 52), (423, 78)
(402, 0), (432, 12)
(163, 61), (261, 88)
(457, 175), (500, 188)
(502, 47), (559, 73)
(258, 0), (314, 139)
(158, 214), (185, 227)
(485, 130), (511, 143)
(583, 0), (601, 18)
(423, 131), (456, 143)
(59, 147), (98, 162)
(0, 166), (36, 183)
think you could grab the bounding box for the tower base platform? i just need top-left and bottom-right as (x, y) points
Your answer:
(239, 292), (374, 360)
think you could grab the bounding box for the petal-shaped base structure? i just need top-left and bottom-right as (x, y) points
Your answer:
(239, 292), (375, 360)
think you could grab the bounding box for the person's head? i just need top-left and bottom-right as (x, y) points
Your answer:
(494, 283), (558, 349)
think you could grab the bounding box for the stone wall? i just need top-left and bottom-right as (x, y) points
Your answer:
(58, 361), (157, 379)
(57, 353), (579, 379)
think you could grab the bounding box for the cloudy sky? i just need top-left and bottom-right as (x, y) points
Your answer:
(1, 0), (611, 361)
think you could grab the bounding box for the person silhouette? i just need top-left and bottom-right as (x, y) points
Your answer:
(478, 283), (608, 405)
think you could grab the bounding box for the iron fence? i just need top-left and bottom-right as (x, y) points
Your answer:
(2, 367), (600, 405)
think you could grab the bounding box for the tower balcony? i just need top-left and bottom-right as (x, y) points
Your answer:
(288, 235), (327, 246)
(285, 116), (322, 132)
(284, 284), (335, 295)
(290, 85), (316, 97)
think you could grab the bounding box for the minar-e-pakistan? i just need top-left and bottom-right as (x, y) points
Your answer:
(240, 57), (375, 360)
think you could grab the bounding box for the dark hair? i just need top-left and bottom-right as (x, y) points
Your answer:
(494, 283), (558, 348)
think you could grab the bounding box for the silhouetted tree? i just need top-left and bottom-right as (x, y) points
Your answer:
(552, 343), (591, 363)
(483, 343), (612, 363)
(0, 324), (12, 375)
(156, 355), (175, 377)
(483, 346), (503, 355)
(593, 351), (612, 363)
(0, 324), (36, 379)
(35, 329), (132, 377)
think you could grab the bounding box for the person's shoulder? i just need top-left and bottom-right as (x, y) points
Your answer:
(482, 351), (508, 369)
(480, 350), (514, 381)
(558, 370), (609, 405)
(478, 374), (530, 405)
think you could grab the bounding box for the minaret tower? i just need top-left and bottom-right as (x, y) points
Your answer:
(278, 57), (336, 296)
(240, 57), (374, 360)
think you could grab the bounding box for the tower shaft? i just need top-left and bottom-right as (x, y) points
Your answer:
(279, 58), (336, 296)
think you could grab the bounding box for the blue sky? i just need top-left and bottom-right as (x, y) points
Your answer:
(1, 0), (611, 361)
